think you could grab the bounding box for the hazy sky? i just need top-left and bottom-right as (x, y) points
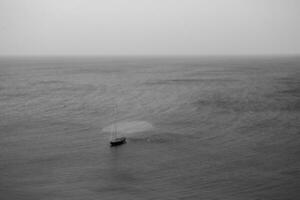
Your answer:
(0, 0), (299, 55)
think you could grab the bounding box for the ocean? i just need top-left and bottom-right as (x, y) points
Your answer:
(0, 56), (299, 199)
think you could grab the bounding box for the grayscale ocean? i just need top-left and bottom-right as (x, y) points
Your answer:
(0, 56), (299, 200)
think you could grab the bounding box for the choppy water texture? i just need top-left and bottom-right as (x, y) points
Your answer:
(0, 56), (299, 200)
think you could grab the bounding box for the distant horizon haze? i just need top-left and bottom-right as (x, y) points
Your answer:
(0, 0), (299, 56)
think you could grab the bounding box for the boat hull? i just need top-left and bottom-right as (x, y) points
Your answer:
(110, 137), (126, 146)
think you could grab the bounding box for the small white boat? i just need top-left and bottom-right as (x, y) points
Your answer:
(110, 137), (126, 146)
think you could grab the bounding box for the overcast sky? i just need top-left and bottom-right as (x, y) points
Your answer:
(0, 0), (299, 55)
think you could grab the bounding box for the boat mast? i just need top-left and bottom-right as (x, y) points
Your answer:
(113, 103), (118, 139)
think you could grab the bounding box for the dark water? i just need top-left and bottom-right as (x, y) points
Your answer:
(0, 56), (299, 199)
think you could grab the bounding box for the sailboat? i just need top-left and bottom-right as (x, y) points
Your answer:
(110, 104), (126, 146)
(110, 136), (126, 146)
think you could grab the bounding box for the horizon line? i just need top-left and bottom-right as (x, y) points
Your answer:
(0, 53), (300, 58)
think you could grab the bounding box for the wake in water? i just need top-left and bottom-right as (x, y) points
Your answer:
(102, 121), (154, 136)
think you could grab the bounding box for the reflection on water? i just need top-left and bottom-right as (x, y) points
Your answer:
(0, 56), (299, 199)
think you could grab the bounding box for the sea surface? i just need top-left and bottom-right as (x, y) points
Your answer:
(0, 56), (299, 200)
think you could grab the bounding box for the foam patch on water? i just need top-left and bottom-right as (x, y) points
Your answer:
(102, 121), (154, 135)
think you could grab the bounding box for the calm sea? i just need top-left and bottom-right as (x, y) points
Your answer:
(0, 56), (299, 199)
